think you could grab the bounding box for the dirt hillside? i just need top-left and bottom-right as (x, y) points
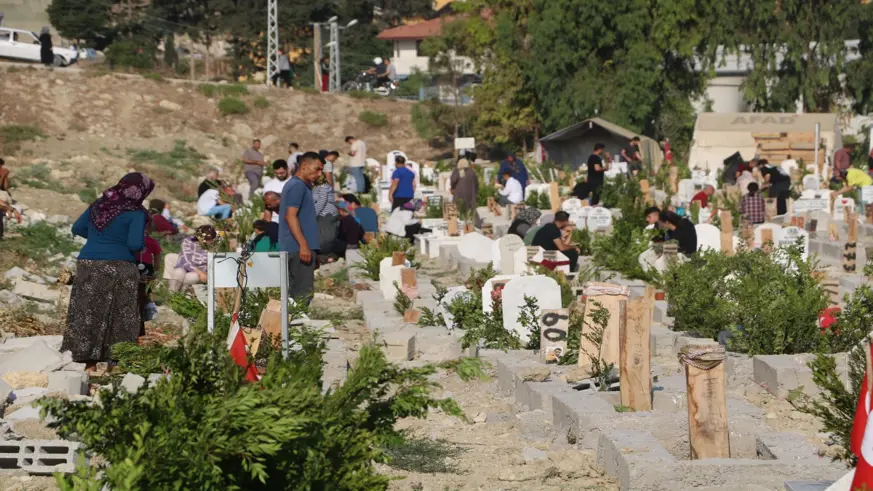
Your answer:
(0, 67), (438, 216)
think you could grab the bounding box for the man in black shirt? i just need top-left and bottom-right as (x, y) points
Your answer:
(658, 211), (697, 256)
(532, 211), (580, 272)
(621, 136), (642, 176)
(754, 159), (790, 216)
(587, 143), (607, 205)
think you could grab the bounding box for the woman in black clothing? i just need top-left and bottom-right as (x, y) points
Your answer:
(39, 27), (53, 66)
(756, 159), (790, 216)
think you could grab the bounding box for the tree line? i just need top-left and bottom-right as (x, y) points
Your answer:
(421, 0), (873, 157)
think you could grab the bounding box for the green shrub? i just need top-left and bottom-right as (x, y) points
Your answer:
(393, 282), (412, 315)
(665, 244), (829, 355)
(218, 97), (250, 116)
(295, 86), (319, 94)
(0, 222), (78, 261)
(525, 190), (540, 207)
(253, 96), (270, 109)
(359, 110), (388, 127)
(143, 72), (164, 82)
(105, 39), (155, 70)
(41, 318), (461, 490)
(438, 358), (490, 382)
(0, 124), (45, 144)
(537, 191), (551, 210)
(349, 90), (380, 100)
(353, 234), (417, 280)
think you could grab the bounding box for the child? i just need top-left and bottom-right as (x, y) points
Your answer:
(250, 220), (279, 252)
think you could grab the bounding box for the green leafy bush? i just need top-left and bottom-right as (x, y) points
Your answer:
(353, 234), (417, 280)
(0, 222), (78, 261)
(253, 96), (270, 109)
(393, 282), (413, 315)
(348, 90), (380, 100)
(199, 84), (250, 98)
(571, 227), (593, 256)
(525, 190), (540, 207)
(41, 321), (460, 490)
(537, 191), (551, 210)
(359, 110), (389, 127)
(418, 284), (447, 327)
(218, 97), (250, 116)
(0, 124), (45, 144)
(105, 39), (155, 69)
(665, 245), (829, 355)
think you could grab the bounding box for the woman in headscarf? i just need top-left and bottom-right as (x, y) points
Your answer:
(39, 27), (53, 66)
(169, 225), (217, 292)
(62, 173), (154, 368)
(450, 158), (479, 212)
(507, 206), (542, 240)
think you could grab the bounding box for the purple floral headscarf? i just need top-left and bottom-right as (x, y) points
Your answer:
(89, 173), (155, 231)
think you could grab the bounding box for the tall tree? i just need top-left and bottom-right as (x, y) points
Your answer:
(46, 0), (115, 47)
(725, 0), (860, 112)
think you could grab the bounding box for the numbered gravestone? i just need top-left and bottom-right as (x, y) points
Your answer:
(502, 275), (562, 343)
(587, 208), (613, 231)
(561, 198), (584, 213)
(540, 309), (570, 363)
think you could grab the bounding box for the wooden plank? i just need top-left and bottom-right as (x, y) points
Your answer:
(764, 199), (777, 221)
(790, 142), (817, 151)
(845, 209), (858, 273)
(392, 252), (406, 266)
(258, 299), (283, 340)
(751, 132), (786, 139)
(540, 309), (570, 363)
(758, 142), (792, 151)
(669, 166), (678, 194)
(719, 211), (734, 255)
(685, 348), (731, 459)
(761, 228), (774, 253)
(550, 181), (561, 212)
(447, 217), (459, 236)
(620, 299), (652, 411)
(578, 290), (627, 376)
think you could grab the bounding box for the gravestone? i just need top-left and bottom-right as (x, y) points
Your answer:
(514, 246), (544, 275)
(754, 223), (782, 249)
(502, 275), (562, 343)
(484, 167), (494, 186)
(695, 224), (721, 252)
(495, 235), (525, 274)
(833, 196), (856, 222)
(802, 175), (820, 191)
(458, 232), (495, 264)
(407, 161), (421, 189)
(482, 275), (518, 313)
(439, 286), (472, 330)
(776, 226), (810, 260)
(698, 206), (712, 224)
(421, 165), (435, 183)
(540, 309), (570, 363)
(587, 208), (613, 231)
(677, 179), (697, 202)
(862, 186), (873, 206)
(569, 206), (591, 229)
(379, 257), (404, 300)
(691, 169), (706, 185)
(531, 249), (571, 274)
(561, 198), (585, 213)
(384, 150), (409, 180)
(438, 172), (453, 192)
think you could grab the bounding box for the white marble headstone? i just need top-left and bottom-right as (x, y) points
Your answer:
(802, 175), (820, 191)
(421, 166), (435, 183)
(484, 168), (494, 186)
(678, 179), (697, 202)
(695, 223), (721, 252)
(833, 196), (856, 222)
(776, 225), (809, 260)
(482, 275), (518, 313)
(698, 206), (712, 224)
(379, 257), (404, 300)
(561, 198), (584, 213)
(515, 246), (544, 275)
(587, 208), (613, 231)
(495, 235), (525, 274)
(501, 275), (562, 343)
(428, 236), (462, 259)
(539, 213), (555, 226)
(458, 232), (495, 264)
(691, 169), (706, 185)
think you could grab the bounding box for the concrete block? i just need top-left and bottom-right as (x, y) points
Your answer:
(12, 280), (59, 304)
(650, 325), (678, 358)
(0, 336), (64, 353)
(5, 405), (45, 422)
(551, 391), (617, 448)
(753, 354), (816, 398)
(0, 340), (65, 375)
(47, 371), (88, 396)
(377, 331), (416, 362)
(514, 379), (570, 418)
(3, 267), (29, 280)
(355, 289), (383, 306)
(0, 439), (83, 474)
(0, 379), (11, 403)
(596, 429), (676, 491)
(653, 301), (673, 326)
(0, 290), (23, 306)
(783, 482), (834, 491)
(757, 432), (822, 461)
(120, 373), (146, 393)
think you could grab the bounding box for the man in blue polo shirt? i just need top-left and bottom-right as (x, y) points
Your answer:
(389, 155), (416, 211)
(280, 152), (324, 304)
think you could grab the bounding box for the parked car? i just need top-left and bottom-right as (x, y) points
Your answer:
(0, 27), (78, 67)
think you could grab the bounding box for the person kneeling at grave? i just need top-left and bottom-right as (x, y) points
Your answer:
(495, 170), (524, 206)
(327, 201), (368, 259)
(531, 211), (580, 272)
(832, 167), (873, 204)
(507, 206), (542, 239)
(658, 211), (697, 257)
(385, 200), (431, 244)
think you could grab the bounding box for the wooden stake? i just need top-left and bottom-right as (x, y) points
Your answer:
(578, 290), (627, 376)
(684, 344), (730, 460)
(761, 228), (773, 252)
(719, 211), (733, 255)
(620, 299), (652, 411)
(392, 252), (406, 266)
(447, 218), (459, 236)
(549, 181), (561, 212)
(669, 166), (678, 194)
(765, 198), (777, 221)
(403, 308), (421, 323)
(844, 209), (858, 273)
(829, 222), (840, 241)
(640, 179), (652, 205)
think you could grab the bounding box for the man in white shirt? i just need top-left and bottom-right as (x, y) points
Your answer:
(496, 170), (523, 205)
(196, 189), (232, 219)
(263, 160), (290, 222)
(345, 136), (366, 193)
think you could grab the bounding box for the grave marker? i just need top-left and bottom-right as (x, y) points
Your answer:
(681, 344), (730, 459)
(776, 226), (810, 261)
(765, 198), (777, 221)
(379, 258), (404, 300)
(482, 275), (517, 313)
(669, 166), (678, 193)
(844, 209), (858, 273)
(495, 235), (525, 274)
(719, 211), (734, 255)
(587, 208), (613, 231)
(640, 179), (652, 204)
(458, 232), (495, 264)
(578, 283), (629, 377)
(540, 309), (570, 363)
(502, 276), (562, 343)
(833, 197), (856, 222)
(620, 298), (652, 411)
(695, 224), (721, 252)
(392, 252), (406, 266)
(447, 218), (459, 237)
(549, 181), (561, 212)
(439, 286), (471, 330)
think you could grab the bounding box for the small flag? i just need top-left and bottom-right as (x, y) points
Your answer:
(228, 313), (260, 382)
(850, 347), (873, 490)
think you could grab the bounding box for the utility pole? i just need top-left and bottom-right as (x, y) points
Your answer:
(313, 23), (321, 91)
(266, 0), (278, 86)
(329, 20), (340, 93)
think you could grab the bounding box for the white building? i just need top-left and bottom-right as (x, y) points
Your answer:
(377, 16), (476, 77)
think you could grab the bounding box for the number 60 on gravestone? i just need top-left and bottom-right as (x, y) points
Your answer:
(540, 309), (570, 363)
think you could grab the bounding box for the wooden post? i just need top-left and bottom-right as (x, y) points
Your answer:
(620, 299), (652, 411)
(364, 232), (376, 244)
(549, 181), (561, 212)
(392, 252), (406, 266)
(764, 198), (777, 222)
(829, 222), (840, 241)
(761, 228), (773, 252)
(447, 218), (459, 236)
(669, 166), (678, 194)
(682, 344), (730, 459)
(844, 209), (858, 273)
(640, 179), (652, 205)
(540, 309), (570, 363)
(719, 210), (733, 256)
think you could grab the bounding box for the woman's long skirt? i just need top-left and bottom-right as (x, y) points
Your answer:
(60, 259), (141, 363)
